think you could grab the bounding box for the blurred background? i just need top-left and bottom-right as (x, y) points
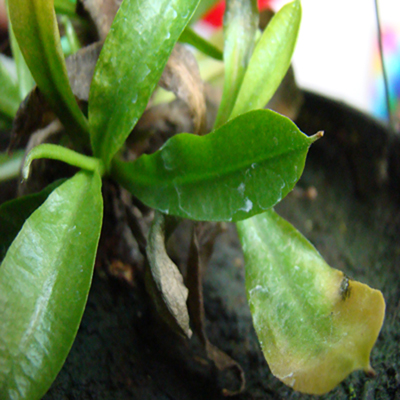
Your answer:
(198, 0), (400, 127)
(1, 0), (399, 126)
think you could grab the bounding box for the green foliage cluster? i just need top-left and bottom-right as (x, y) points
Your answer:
(0, 0), (384, 398)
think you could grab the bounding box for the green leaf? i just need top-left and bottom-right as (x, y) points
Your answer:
(89, 0), (201, 168)
(8, 0), (89, 145)
(0, 179), (65, 261)
(0, 56), (20, 119)
(231, 0), (301, 118)
(22, 143), (106, 180)
(236, 209), (385, 395)
(112, 109), (319, 222)
(179, 27), (223, 60)
(54, 0), (77, 16)
(7, 18), (35, 101)
(214, 0), (258, 128)
(190, 0), (220, 23)
(60, 16), (81, 56)
(0, 150), (24, 182)
(0, 171), (103, 400)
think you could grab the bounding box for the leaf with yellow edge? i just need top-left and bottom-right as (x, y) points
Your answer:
(236, 209), (385, 395)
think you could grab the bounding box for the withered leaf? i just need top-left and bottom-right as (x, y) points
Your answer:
(9, 87), (56, 151)
(158, 43), (207, 135)
(130, 84), (220, 156)
(9, 42), (103, 151)
(65, 41), (103, 102)
(146, 211), (192, 338)
(80, 0), (122, 40)
(187, 224), (245, 396)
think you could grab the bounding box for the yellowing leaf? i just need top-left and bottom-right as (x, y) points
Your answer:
(236, 209), (385, 395)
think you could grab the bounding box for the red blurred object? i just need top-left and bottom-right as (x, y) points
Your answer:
(203, 0), (273, 27)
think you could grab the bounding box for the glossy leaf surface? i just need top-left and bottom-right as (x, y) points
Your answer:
(0, 171), (103, 400)
(237, 210), (385, 395)
(231, 0), (301, 118)
(8, 0), (89, 143)
(112, 109), (318, 222)
(0, 179), (65, 261)
(89, 0), (201, 168)
(214, 0), (258, 128)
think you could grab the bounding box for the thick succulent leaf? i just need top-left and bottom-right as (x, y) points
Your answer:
(0, 179), (65, 261)
(8, 0), (89, 144)
(0, 56), (20, 119)
(112, 109), (318, 222)
(231, 0), (301, 118)
(214, 0), (258, 128)
(89, 0), (201, 168)
(146, 211), (191, 338)
(236, 209), (385, 395)
(0, 171), (103, 400)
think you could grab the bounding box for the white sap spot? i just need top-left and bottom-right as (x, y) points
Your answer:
(251, 163), (257, 169)
(165, 31), (171, 40)
(238, 182), (245, 195)
(279, 372), (296, 388)
(249, 285), (269, 296)
(131, 93), (138, 104)
(240, 198), (253, 213)
(137, 65), (151, 82)
(161, 150), (175, 170)
(294, 265), (300, 271)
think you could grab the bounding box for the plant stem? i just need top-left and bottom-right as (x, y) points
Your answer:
(23, 144), (106, 179)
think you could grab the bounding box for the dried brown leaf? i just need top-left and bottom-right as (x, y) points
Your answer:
(9, 42), (102, 152)
(79, 0), (121, 40)
(159, 44), (207, 135)
(129, 84), (219, 156)
(146, 211), (192, 338)
(8, 87), (56, 151)
(187, 224), (245, 396)
(66, 41), (103, 101)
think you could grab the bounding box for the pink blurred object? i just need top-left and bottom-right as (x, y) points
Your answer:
(203, 0), (274, 28)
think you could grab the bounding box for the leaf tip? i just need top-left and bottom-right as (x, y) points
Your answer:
(22, 155), (32, 181)
(309, 130), (324, 144)
(364, 365), (377, 378)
